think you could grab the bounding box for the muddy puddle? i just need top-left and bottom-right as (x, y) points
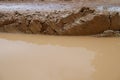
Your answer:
(0, 33), (120, 80)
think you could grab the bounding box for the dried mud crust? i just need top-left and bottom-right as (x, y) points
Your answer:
(0, 2), (120, 35)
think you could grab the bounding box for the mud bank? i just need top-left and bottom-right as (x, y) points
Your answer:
(0, 2), (120, 35)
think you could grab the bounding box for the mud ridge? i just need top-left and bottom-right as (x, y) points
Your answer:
(0, 2), (120, 35)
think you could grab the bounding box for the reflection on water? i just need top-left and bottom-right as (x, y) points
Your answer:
(0, 33), (120, 80)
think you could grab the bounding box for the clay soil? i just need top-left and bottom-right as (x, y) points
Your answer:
(0, 1), (120, 35)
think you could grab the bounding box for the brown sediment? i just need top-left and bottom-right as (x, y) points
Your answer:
(0, 2), (120, 35)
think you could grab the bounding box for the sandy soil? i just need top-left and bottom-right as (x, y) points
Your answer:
(0, 1), (120, 12)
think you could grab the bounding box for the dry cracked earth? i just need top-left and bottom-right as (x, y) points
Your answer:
(0, 1), (120, 36)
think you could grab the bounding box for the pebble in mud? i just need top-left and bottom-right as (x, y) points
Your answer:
(94, 30), (120, 37)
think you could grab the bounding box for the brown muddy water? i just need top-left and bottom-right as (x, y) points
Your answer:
(0, 33), (120, 80)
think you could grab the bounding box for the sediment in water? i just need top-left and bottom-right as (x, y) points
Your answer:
(0, 2), (120, 35)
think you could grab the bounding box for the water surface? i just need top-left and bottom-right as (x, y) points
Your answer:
(0, 33), (120, 80)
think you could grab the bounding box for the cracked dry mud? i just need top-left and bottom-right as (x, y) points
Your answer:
(0, 2), (120, 35)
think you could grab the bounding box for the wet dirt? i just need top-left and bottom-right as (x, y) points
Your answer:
(0, 2), (120, 35)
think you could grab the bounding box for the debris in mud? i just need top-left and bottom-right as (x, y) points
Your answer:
(93, 30), (120, 37)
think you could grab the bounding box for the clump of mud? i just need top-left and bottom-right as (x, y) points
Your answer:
(93, 30), (120, 37)
(0, 2), (120, 36)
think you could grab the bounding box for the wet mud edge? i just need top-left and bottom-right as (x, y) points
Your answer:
(0, 4), (120, 36)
